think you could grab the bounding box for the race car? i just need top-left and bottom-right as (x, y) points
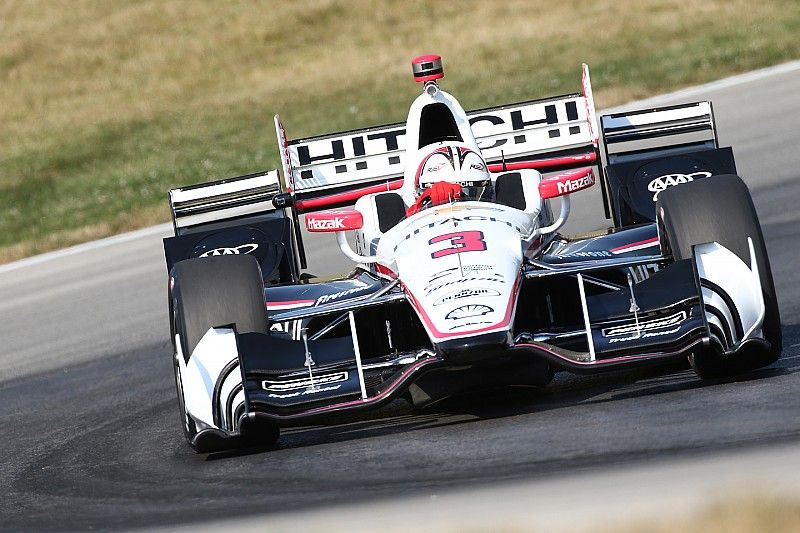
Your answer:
(163, 55), (781, 452)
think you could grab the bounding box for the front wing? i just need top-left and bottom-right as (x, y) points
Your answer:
(177, 238), (766, 450)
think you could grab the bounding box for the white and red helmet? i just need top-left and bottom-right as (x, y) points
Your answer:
(415, 143), (491, 199)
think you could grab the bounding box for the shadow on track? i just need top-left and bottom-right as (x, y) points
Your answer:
(3, 326), (798, 531)
(214, 323), (800, 458)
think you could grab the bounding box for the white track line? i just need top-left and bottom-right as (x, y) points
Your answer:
(0, 223), (172, 275)
(3, 59), (800, 276)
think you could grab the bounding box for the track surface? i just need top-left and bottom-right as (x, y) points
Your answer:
(1, 64), (800, 530)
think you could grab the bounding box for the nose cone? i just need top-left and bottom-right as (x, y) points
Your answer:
(391, 207), (525, 345)
(436, 331), (512, 364)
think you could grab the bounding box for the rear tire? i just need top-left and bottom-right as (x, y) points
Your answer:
(656, 174), (781, 378)
(169, 255), (276, 450)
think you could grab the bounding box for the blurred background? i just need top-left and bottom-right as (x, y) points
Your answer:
(1, 0), (798, 262)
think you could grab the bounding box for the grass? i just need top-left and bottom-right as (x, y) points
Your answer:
(618, 495), (800, 533)
(1, 0), (799, 262)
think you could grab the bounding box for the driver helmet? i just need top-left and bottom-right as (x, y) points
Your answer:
(416, 144), (491, 201)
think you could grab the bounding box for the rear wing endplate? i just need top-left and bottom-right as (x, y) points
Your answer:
(600, 101), (718, 165)
(168, 170), (284, 235)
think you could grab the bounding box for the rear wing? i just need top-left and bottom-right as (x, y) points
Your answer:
(166, 170), (306, 276)
(599, 101), (736, 226)
(600, 101), (718, 164)
(278, 64), (601, 212)
(168, 170), (285, 235)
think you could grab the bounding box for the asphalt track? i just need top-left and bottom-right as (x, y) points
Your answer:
(1, 62), (799, 531)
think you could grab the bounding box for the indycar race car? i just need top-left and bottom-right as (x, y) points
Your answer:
(163, 55), (781, 452)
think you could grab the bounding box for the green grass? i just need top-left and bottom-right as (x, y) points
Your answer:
(1, 0), (799, 261)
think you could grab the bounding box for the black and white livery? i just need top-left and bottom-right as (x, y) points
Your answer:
(163, 55), (781, 452)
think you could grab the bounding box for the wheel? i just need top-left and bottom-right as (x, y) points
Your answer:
(169, 255), (275, 450)
(173, 352), (197, 443)
(656, 174), (781, 378)
(171, 255), (268, 358)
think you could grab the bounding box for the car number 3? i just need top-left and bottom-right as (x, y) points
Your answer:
(429, 231), (487, 259)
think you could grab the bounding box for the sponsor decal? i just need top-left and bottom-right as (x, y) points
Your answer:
(307, 217), (345, 231)
(295, 129), (404, 172)
(602, 311), (687, 337)
(556, 174), (594, 195)
(461, 264), (494, 274)
(263, 371), (349, 392)
(445, 304), (494, 320)
(647, 171), (712, 201)
(199, 243), (259, 257)
(270, 322), (289, 333)
(607, 326), (681, 344)
(425, 270), (503, 292)
(422, 179), (487, 188)
(470, 163), (486, 171)
(291, 100), (581, 180)
(434, 287), (501, 306)
(307, 209), (363, 231)
(267, 384), (343, 399)
(561, 250), (612, 259)
(425, 275), (506, 295)
(415, 146), (454, 186)
(428, 267), (458, 284)
(540, 169), (595, 198)
(269, 321), (302, 341)
(449, 321), (492, 330)
(315, 286), (372, 306)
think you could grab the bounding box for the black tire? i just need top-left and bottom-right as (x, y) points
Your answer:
(171, 255), (268, 358)
(172, 352), (197, 443)
(169, 255), (271, 449)
(656, 174), (781, 378)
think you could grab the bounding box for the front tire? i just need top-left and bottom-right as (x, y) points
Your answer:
(169, 255), (277, 450)
(656, 174), (781, 378)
